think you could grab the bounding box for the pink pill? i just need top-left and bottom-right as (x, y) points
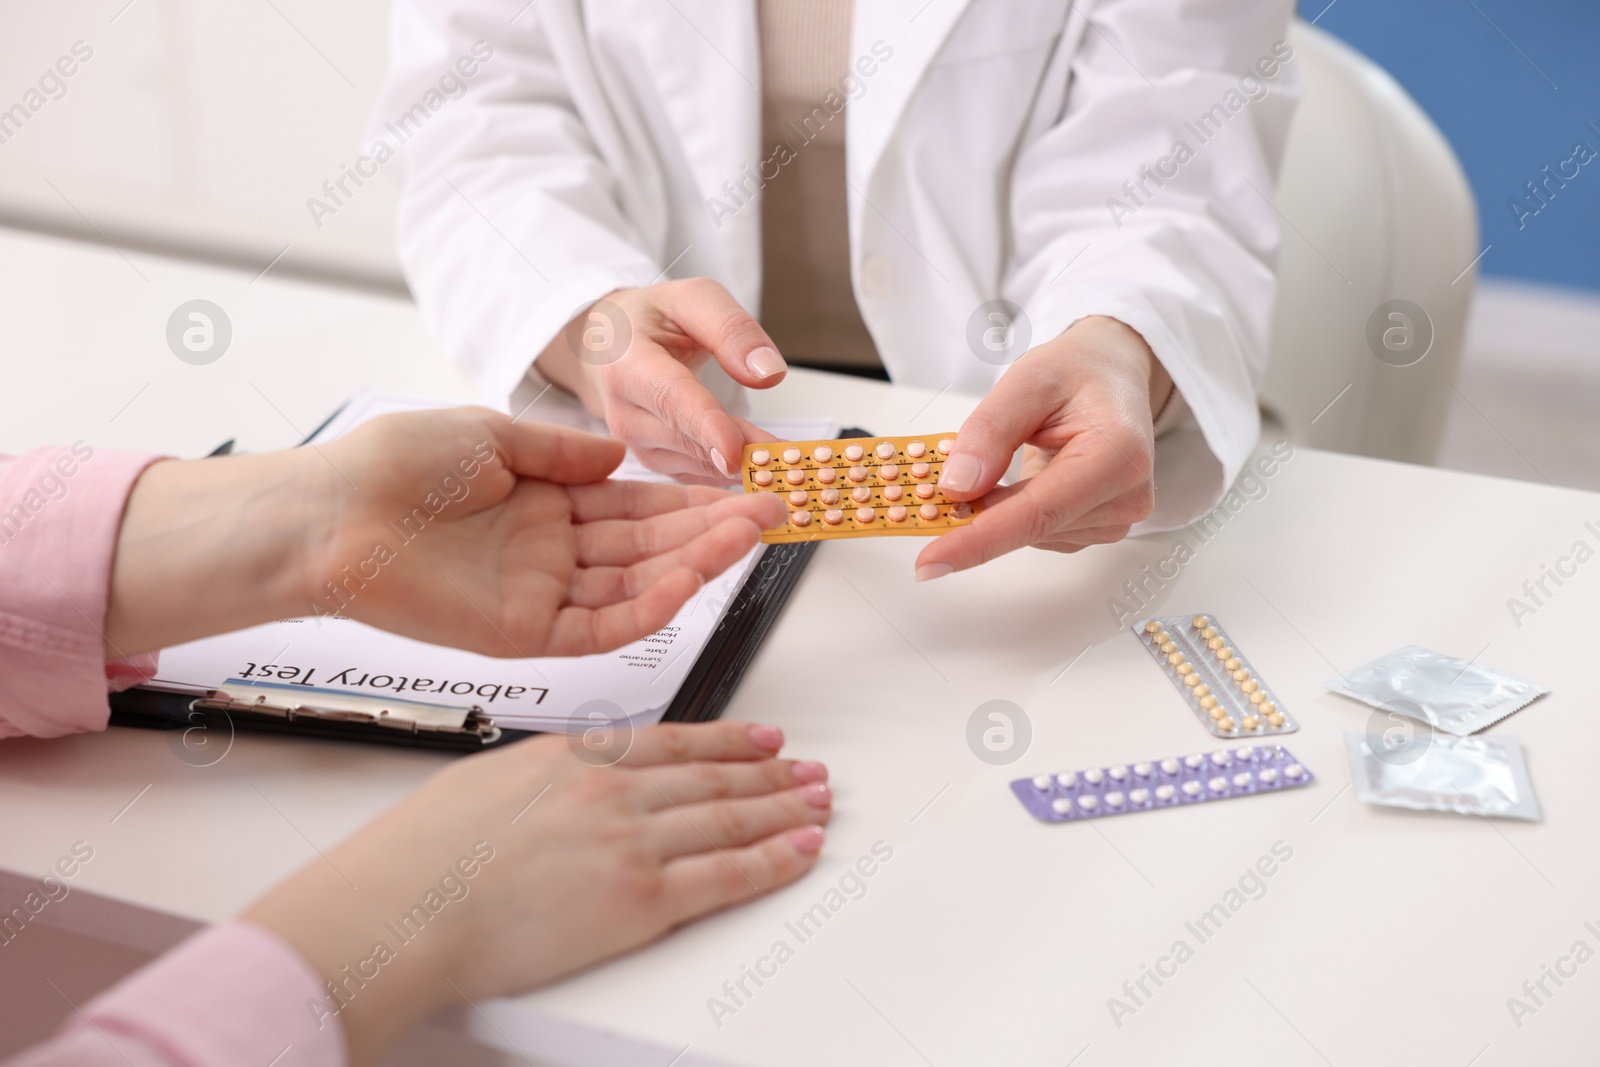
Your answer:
(851, 486), (872, 503)
(843, 444), (865, 462)
(753, 470), (774, 486)
(815, 466), (837, 484)
(822, 509), (844, 525)
(819, 488), (841, 505)
(855, 506), (876, 523)
(915, 482), (936, 499)
(785, 468), (806, 485)
(887, 505), (908, 522)
(751, 449), (771, 466)
(906, 441), (927, 458)
(879, 464), (900, 480)
(782, 447), (802, 465)
(848, 465), (868, 483)
(937, 438), (955, 455)
(788, 490), (808, 506)
(875, 441), (896, 460)
(919, 503), (939, 520)
(911, 462), (931, 479)
(790, 509), (812, 526)
(882, 484), (904, 502)
(812, 446), (833, 463)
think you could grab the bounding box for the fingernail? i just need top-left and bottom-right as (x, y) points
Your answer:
(797, 782), (832, 808)
(748, 724), (784, 750)
(788, 825), (825, 855)
(709, 447), (735, 480)
(791, 760), (828, 784)
(915, 562), (954, 583)
(745, 346), (787, 380)
(938, 452), (980, 494)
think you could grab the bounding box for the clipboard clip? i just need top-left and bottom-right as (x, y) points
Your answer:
(194, 679), (502, 744)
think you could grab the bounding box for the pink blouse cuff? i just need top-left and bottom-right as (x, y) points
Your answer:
(0, 446), (165, 739)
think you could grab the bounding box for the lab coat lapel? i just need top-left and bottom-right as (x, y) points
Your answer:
(846, 0), (972, 194)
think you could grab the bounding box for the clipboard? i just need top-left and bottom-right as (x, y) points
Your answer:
(105, 413), (851, 752)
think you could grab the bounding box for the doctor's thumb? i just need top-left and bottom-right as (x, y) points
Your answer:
(658, 278), (788, 389)
(938, 368), (1055, 501)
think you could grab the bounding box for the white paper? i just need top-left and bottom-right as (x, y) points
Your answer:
(150, 393), (835, 732)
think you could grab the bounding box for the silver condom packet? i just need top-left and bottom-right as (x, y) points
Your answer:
(1325, 645), (1547, 735)
(1345, 731), (1541, 821)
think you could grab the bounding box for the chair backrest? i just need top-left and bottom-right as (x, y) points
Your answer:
(1262, 22), (1479, 465)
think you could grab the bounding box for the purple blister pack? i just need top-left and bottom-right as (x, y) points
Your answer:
(1010, 744), (1315, 823)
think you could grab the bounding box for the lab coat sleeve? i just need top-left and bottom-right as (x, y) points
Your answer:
(1002, 0), (1300, 532)
(372, 1), (662, 403)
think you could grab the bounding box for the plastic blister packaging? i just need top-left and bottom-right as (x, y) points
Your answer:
(741, 434), (982, 543)
(1344, 731), (1541, 821)
(1326, 646), (1547, 736)
(1133, 614), (1297, 738)
(1011, 744), (1314, 823)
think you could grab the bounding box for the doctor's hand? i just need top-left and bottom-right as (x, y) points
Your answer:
(105, 407), (785, 659)
(534, 279), (789, 483)
(913, 316), (1172, 581)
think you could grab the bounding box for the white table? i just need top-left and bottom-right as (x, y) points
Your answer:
(2, 226), (1595, 1067)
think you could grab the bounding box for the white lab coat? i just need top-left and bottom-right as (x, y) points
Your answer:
(372, 0), (1299, 530)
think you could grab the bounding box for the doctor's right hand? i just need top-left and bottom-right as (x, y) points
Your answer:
(535, 279), (790, 484)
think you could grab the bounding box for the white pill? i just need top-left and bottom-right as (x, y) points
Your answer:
(1184, 754), (1204, 770)
(1083, 768), (1104, 785)
(851, 486), (872, 504)
(1208, 776), (1228, 793)
(1130, 788), (1151, 805)
(789, 510), (811, 527)
(919, 504), (939, 520)
(1108, 765), (1129, 781)
(1232, 772), (1252, 788)
(1133, 762), (1154, 778)
(1181, 781), (1203, 797)
(1056, 771), (1077, 789)
(1210, 751), (1231, 767)
(906, 441), (927, 458)
(1235, 746), (1256, 761)
(937, 438), (955, 454)
(1051, 798), (1073, 815)
(1159, 758), (1180, 775)
(812, 446), (833, 463)
(753, 470), (774, 486)
(788, 490), (808, 506)
(1077, 795), (1099, 811)
(782, 447), (802, 465)
(1285, 763), (1304, 780)
(822, 509), (844, 525)
(819, 488), (841, 505)
(751, 449), (771, 466)
(876, 441), (896, 460)
(887, 505), (908, 522)
(1105, 791), (1126, 808)
(1155, 784), (1177, 801)
(785, 468), (806, 485)
(844, 444), (865, 462)
(1032, 774), (1052, 790)
(1258, 768), (1279, 784)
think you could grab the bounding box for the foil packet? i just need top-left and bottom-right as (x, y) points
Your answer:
(1344, 731), (1541, 821)
(1325, 646), (1547, 736)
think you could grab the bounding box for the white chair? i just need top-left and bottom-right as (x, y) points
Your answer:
(1261, 21), (1479, 465)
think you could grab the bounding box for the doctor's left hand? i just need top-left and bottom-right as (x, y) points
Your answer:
(912, 316), (1171, 581)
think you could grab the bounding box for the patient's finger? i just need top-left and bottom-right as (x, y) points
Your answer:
(574, 494), (780, 566)
(567, 518), (766, 608)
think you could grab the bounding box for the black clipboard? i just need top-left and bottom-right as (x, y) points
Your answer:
(106, 412), (849, 753)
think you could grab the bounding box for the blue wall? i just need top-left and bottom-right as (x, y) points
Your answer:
(1300, 0), (1600, 295)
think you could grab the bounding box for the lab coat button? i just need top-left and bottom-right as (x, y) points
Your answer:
(860, 254), (896, 297)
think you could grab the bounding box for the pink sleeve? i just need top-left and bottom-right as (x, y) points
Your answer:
(3, 921), (345, 1067)
(0, 446), (165, 739)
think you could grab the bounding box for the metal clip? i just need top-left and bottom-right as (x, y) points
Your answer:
(194, 679), (500, 741)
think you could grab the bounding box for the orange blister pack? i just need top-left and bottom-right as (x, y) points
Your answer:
(741, 433), (982, 544)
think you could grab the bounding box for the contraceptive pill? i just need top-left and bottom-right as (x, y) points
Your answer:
(1134, 613), (1297, 738)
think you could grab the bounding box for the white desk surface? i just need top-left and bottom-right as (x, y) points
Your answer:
(2, 226), (1597, 1066)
